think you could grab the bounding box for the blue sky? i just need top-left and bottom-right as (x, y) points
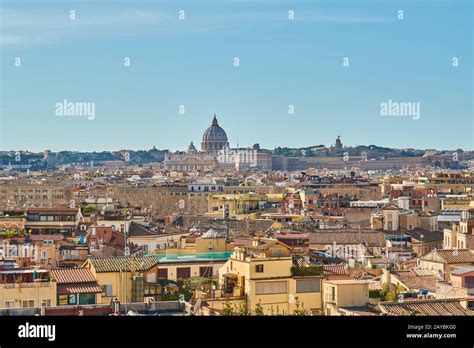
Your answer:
(0, 0), (472, 152)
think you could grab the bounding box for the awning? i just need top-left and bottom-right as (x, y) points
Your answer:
(222, 273), (238, 278)
(57, 283), (102, 294)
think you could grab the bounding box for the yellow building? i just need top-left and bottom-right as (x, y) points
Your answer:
(82, 256), (160, 304)
(0, 268), (57, 309)
(198, 238), (323, 315)
(155, 229), (234, 255)
(209, 193), (282, 216)
(323, 279), (370, 315)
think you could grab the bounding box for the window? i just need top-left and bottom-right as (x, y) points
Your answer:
(199, 266), (213, 278)
(255, 281), (287, 295)
(58, 295), (68, 305)
(331, 286), (336, 301)
(158, 268), (168, 279)
(41, 299), (52, 307)
(177, 267), (191, 279)
(102, 284), (113, 297)
(22, 300), (35, 308)
(255, 264), (264, 273)
(296, 279), (321, 293)
(79, 293), (95, 305)
(270, 249), (283, 257)
(4, 300), (15, 309)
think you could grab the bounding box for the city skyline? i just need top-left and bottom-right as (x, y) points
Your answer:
(1, 0), (472, 152)
(0, 113), (471, 153)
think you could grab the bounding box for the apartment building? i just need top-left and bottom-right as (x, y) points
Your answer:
(198, 238), (323, 315)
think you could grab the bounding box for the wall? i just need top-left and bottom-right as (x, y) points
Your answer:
(323, 281), (369, 309)
(0, 282), (57, 309)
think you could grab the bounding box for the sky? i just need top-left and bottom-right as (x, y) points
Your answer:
(0, 0), (472, 152)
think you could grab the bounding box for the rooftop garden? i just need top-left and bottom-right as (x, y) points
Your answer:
(291, 264), (323, 276)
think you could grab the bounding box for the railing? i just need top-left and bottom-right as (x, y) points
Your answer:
(4, 281), (52, 289)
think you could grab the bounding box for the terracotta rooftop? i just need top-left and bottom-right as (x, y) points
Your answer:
(425, 249), (474, 264)
(323, 264), (348, 276)
(86, 256), (159, 273)
(390, 270), (437, 292)
(28, 234), (64, 242)
(309, 231), (385, 246)
(50, 268), (97, 284)
(379, 298), (474, 316)
(57, 283), (102, 294)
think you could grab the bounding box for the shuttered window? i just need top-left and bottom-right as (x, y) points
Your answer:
(296, 279), (320, 293)
(102, 284), (113, 297)
(177, 267), (191, 279)
(255, 281), (287, 295)
(158, 268), (168, 279)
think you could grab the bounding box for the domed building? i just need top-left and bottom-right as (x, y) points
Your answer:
(163, 114), (272, 171)
(200, 115), (229, 154)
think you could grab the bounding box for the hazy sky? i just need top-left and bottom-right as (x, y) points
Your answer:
(1, 0), (472, 152)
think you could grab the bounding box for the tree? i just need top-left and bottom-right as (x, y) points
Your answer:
(83, 204), (98, 213)
(238, 303), (250, 316)
(254, 301), (264, 316)
(293, 297), (310, 316)
(221, 299), (235, 316)
(380, 283), (403, 302)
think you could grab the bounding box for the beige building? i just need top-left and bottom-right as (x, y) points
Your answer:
(0, 179), (72, 210)
(0, 268), (57, 309)
(323, 279), (370, 315)
(164, 151), (219, 172)
(382, 204), (400, 231)
(83, 256), (160, 304)
(436, 266), (474, 299)
(444, 204), (474, 250)
(0, 235), (62, 268)
(372, 206), (438, 232)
